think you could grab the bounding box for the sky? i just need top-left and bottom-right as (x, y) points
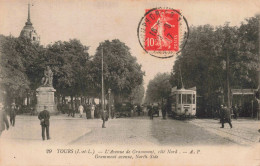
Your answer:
(0, 0), (259, 91)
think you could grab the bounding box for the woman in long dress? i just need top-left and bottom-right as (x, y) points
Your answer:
(91, 104), (95, 119)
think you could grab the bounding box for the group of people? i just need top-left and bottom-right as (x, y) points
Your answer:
(147, 104), (160, 120)
(71, 103), (109, 128)
(0, 102), (9, 136)
(78, 104), (95, 119)
(0, 102), (17, 136)
(59, 103), (97, 119)
(0, 102), (51, 141)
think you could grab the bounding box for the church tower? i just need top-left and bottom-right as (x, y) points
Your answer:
(20, 2), (40, 43)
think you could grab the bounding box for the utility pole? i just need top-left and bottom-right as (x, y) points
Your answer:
(108, 88), (111, 119)
(227, 53), (231, 108)
(257, 15), (260, 120)
(101, 45), (105, 113)
(101, 44), (107, 128)
(179, 65), (184, 89)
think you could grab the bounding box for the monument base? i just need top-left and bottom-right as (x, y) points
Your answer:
(36, 86), (58, 114)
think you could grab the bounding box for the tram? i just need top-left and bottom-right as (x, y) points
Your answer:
(170, 87), (196, 118)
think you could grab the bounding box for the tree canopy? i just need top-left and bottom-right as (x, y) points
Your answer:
(0, 35), (45, 104)
(145, 73), (171, 104)
(170, 16), (259, 116)
(89, 39), (145, 102)
(0, 36), (144, 106)
(129, 84), (145, 105)
(45, 39), (90, 97)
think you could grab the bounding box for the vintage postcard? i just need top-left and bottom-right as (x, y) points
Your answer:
(0, 0), (260, 165)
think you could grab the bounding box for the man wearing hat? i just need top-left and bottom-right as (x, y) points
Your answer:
(101, 109), (108, 128)
(220, 105), (232, 128)
(0, 102), (9, 136)
(9, 103), (16, 126)
(38, 106), (50, 140)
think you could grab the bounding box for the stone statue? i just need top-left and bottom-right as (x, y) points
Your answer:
(41, 66), (53, 86)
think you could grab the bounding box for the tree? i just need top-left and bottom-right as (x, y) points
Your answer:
(170, 25), (222, 116)
(45, 39), (90, 105)
(145, 73), (171, 105)
(129, 84), (145, 105)
(0, 35), (30, 105)
(170, 16), (259, 117)
(89, 39), (144, 103)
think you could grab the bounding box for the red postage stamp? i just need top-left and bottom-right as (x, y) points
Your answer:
(138, 7), (189, 58)
(145, 9), (179, 51)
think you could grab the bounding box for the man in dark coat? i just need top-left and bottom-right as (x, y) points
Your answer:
(150, 104), (154, 120)
(136, 105), (141, 116)
(232, 105), (238, 120)
(68, 103), (72, 117)
(9, 103), (16, 126)
(111, 105), (115, 119)
(220, 105), (232, 128)
(101, 109), (108, 128)
(0, 102), (9, 136)
(38, 106), (50, 140)
(162, 104), (167, 120)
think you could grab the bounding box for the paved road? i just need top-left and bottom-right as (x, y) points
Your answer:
(189, 118), (260, 146)
(1, 114), (259, 146)
(74, 117), (238, 146)
(1, 114), (259, 166)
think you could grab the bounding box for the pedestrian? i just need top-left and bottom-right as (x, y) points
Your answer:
(162, 104), (167, 120)
(220, 105), (232, 128)
(72, 103), (75, 117)
(91, 104), (95, 119)
(78, 104), (84, 118)
(68, 102), (72, 117)
(38, 106), (50, 140)
(136, 105), (141, 116)
(111, 105), (115, 119)
(233, 105), (238, 120)
(150, 104), (154, 120)
(101, 109), (108, 128)
(85, 104), (91, 119)
(0, 102), (9, 136)
(131, 107), (134, 117)
(9, 103), (16, 126)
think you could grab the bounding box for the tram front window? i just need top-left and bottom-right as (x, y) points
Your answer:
(187, 94), (192, 104)
(172, 94), (176, 104)
(182, 94), (192, 104)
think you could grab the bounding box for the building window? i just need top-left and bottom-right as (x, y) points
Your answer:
(33, 37), (36, 41)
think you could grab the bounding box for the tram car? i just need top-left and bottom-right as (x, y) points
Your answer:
(170, 87), (196, 118)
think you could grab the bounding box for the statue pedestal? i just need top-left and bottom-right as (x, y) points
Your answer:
(36, 86), (58, 114)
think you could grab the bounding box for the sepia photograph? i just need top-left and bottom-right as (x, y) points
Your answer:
(0, 0), (259, 165)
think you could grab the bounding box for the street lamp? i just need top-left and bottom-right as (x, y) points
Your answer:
(108, 88), (111, 119)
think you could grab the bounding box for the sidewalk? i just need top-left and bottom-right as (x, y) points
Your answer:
(0, 114), (92, 145)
